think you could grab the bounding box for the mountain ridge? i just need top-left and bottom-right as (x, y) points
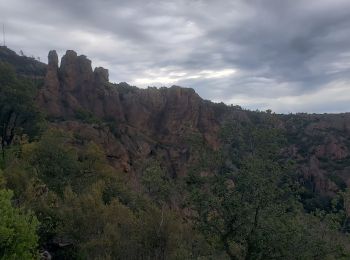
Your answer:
(2, 46), (350, 201)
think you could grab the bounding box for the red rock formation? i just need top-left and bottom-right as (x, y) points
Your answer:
(4, 46), (350, 199)
(38, 50), (61, 116)
(36, 50), (350, 194)
(38, 50), (220, 177)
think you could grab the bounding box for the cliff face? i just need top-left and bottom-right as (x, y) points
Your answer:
(283, 113), (350, 197)
(33, 49), (350, 197)
(38, 50), (113, 118)
(37, 50), (220, 177)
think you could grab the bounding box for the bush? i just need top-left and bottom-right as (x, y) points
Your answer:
(0, 189), (39, 259)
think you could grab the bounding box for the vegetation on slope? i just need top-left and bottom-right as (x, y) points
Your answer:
(0, 62), (350, 259)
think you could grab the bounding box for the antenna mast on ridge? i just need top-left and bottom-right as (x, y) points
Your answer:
(2, 24), (6, 47)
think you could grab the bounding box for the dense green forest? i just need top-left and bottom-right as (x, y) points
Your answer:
(1, 61), (350, 259)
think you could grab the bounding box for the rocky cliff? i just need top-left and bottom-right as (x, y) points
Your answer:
(283, 113), (350, 204)
(37, 50), (221, 178)
(3, 47), (350, 204)
(36, 50), (350, 198)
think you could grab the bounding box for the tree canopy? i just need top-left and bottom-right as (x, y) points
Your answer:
(0, 189), (39, 259)
(0, 63), (42, 160)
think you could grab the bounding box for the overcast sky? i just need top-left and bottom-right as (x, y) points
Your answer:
(1, 0), (350, 113)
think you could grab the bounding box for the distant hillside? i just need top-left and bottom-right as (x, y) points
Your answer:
(0, 46), (46, 78)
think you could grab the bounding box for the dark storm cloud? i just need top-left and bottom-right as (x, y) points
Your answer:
(1, 0), (350, 112)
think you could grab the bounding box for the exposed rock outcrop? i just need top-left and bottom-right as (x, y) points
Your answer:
(38, 50), (116, 118)
(36, 49), (350, 195)
(38, 50), (61, 116)
(94, 67), (109, 83)
(38, 50), (220, 177)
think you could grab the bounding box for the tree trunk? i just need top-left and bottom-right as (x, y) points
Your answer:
(222, 233), (239, 260)
(245, 205), (260, 260)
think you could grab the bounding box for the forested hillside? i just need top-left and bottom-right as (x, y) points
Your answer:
(1, 47), (350, 259)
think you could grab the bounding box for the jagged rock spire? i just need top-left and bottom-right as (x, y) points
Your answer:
(94, 67), (109, 83)
(48, 50), (58, 69)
